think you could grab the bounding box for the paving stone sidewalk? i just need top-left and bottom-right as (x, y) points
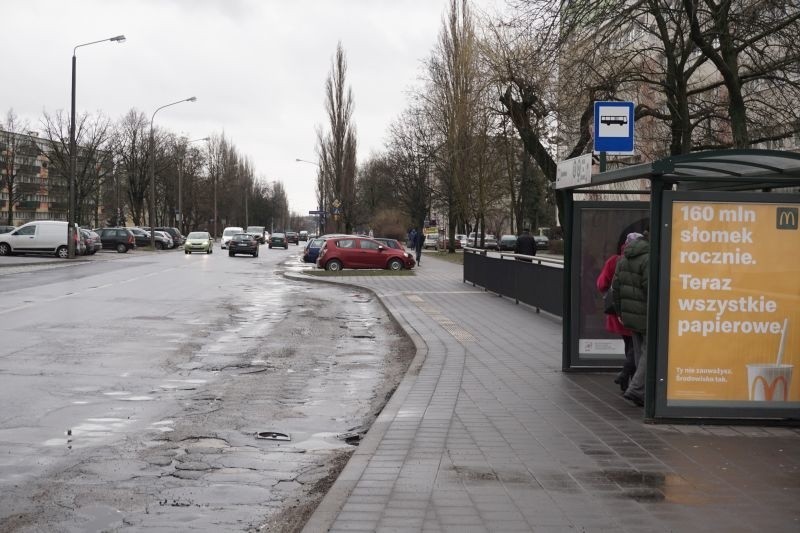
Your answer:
(296, 253), (800, 533)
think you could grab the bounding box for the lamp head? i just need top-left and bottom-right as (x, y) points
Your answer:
(111, 35), (126, 42)
(187, 96), (197, 102)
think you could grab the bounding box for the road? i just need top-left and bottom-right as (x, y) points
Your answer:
(0, 244), (412, 532)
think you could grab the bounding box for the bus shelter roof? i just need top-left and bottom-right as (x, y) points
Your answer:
(569, 149), (800, 191)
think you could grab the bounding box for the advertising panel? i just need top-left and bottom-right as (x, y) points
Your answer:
(665, 197), (800, 409)
(571, 203), (648, 365)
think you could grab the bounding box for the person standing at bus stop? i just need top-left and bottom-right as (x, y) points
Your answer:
(612, 231), (649, 407)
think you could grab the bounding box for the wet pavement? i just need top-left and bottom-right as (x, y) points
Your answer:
(293, 252), (800, 533)
(0, 247), (413, 532)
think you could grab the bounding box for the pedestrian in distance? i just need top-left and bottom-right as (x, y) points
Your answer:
(414, 229), (424, 266)
(612, 230), (649, 407)
(597, 232), (641, 392)
(514, 227), (536, 261)
(408, 228), (417, 249)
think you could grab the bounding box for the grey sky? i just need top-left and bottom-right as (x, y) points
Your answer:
(2, 0), (500, 215)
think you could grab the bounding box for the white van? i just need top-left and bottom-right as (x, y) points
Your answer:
(220, 226), (244, 249)
(0, 220), (78, 258)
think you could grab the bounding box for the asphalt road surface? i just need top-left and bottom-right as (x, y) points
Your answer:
(0, 245), (413, 532)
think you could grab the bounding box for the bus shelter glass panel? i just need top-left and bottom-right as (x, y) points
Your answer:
(656, 192), (800, 420)
(570, 202), (649, 368)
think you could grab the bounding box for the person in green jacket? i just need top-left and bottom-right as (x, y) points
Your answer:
(612, 231), (649, 406)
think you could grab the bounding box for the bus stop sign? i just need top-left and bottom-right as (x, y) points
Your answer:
(594, 101), (635, 155)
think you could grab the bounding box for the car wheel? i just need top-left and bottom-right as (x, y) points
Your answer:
(207, 248), (211, 254)
(325, 259), (342, 272)
(185, 250), (190, 254)
(387, 258), (403, 271)
(155, 241), (164, 250)
(116, 243), (128, 253)
(229, 251), (234, 257)
(253, 250), (259, 257)
(0, 243), (11, 256)
(56, 245), (68, 259)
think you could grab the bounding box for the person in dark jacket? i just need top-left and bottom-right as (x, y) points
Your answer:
(514, 228), (536, 259)
(597, 232), (641, 392)
(414, 229), (424, 265)
(611, 232), (649, 406)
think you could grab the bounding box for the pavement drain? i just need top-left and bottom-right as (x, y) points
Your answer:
(255, 431), (291, 441)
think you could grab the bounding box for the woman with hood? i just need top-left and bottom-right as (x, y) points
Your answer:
(597, 232), (642, 392)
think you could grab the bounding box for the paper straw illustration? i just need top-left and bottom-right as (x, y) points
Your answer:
(776, 318), (788, 366)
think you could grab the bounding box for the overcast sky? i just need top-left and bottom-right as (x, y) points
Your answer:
(2, 0), (501, 216)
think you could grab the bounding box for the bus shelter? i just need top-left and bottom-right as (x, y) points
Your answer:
(560, 149), (800, 423)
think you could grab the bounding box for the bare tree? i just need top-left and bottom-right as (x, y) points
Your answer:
(317, 42), (358, 234)
(1, 109), (36, 225)
(423, 0), (482, 251)
(41, 109), (113, 226)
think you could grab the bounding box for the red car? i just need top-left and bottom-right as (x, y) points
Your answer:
(317, 236), (415, 271)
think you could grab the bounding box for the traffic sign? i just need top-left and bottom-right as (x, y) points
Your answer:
(594, 101), (635, 155)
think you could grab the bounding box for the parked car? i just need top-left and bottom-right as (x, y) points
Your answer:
(246, 226), (267, 244)
(155, 227), (184, 248)
(94, 227), (136, 253)
(534, 235), (550, 250)
(317, 236), (415, 271)
(499, 235), (517, 251)
(299, 230), (309, 241)
(128, 227), (151, 248)
(373, 237), (404, 250)
(302, 237), (326, 263)
(0, 225), (15, 234)
(423, 234), (439, 250)
(455, 233), (467, 247)
(269, 232), (288, 249)
(0, 220), (79, 258)
(80, 229), (102, 255)
(154, 230), (174, 249)
(220, 226), (244, 249)
(285, 231), (299, 245)
(184, 231), (214, 254)
(228, 233), (259, 257)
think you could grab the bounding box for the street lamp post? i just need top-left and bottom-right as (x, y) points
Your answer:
(68, 34), (125, 258)
(295, 158), (325, 235)
(177, 136), (208, 234)
(149, 97), (197, 249)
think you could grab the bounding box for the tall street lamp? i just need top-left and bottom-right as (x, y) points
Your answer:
(149, 97), (197, 249)
(177, 136), (208, 234)
(295, 158), (325, 235)
(68, 34), (126, 258)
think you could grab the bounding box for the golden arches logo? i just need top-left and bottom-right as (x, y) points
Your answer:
(776, 207), (798, 229)
(750, 375), (789, 401)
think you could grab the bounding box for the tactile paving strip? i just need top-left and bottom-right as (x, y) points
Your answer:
(408, 294), (476, 342)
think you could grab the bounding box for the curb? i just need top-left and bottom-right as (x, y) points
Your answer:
(283, 270), (429, 533)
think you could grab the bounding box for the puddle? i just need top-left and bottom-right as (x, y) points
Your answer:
(120, 395), (154, 401)
(79, 504), (123, 531)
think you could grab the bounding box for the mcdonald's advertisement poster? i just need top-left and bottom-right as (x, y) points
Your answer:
(667, 200), (799, 406)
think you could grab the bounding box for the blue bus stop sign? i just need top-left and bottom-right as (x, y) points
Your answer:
(594, 101), (635, 155)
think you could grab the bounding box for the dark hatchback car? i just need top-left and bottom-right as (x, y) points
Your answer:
(0, 225), (15, 234)
(285, 231), (299, 245)
(155, 227), (184, 248)
(80, 229), (102, 255)
(269, 232), (288, 249)
(302, 237), (326, 264)
(228, 233), (259, 257)
(94, 227), (136, 253)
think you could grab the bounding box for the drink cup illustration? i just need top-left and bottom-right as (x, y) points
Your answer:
(746, 364), (793, 401)
(747, 318), (793, 402)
